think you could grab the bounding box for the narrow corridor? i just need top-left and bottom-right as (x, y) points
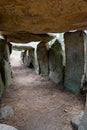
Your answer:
(0, 51), (84, 130)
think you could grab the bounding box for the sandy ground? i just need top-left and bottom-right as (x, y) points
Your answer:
(0, 50), (85, 130)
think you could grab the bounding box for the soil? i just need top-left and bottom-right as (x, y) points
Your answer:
(0, 50), (85, 130)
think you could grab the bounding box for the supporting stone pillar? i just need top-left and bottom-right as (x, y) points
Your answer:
(37, 42), (49, 77)
(84, 33), (87, 81)
(21, 48), (39, 73)
(0, 74), (4, 98)
(0, 38), (12, 97)
(21, 50), (30, 67)
(64, 31), (84, 94)
(49, 40), (63, 84)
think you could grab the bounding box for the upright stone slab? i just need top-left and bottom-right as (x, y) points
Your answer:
(49, 40), (63, 84)
(37, 42), (49, 77)
(84, 33), (87, 81)
(22, 50), (30, 67)
(0, 39), (6, 85)
(4, 60), (12, 87)
(0, 38), (12, 90)
(64, 31), (84, 94)
(0, 74), (4, 97)
(21, 48), (37, 70)
(28, 48), (37, 69)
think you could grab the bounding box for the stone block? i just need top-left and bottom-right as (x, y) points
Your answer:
(0, 74), (4, 97)
(64, 31), (84, 94)
(49, 40), (63, 84)
(37, 42), (49, 77)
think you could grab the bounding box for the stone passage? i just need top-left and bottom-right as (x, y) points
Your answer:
(21, 47), (39, 73)
(64, 31), (84, 94)
(0, 39), (12, 97)
(21, 47), (34, 68)
(37, 42), (49, 77)
(49, 40), (63, 84)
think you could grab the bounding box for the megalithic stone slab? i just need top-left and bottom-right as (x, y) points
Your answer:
(4, 60), (12, 87)
(0, 73), (4, 98)
(64, 31), (84, 94)
(28, 48), (38, 71)
(22, 50), (30, 67)
(49, 40), (63, 84)
(84, 34), (87, 81)
(37, 42), (49, 77)
(0, 38), (12, 88)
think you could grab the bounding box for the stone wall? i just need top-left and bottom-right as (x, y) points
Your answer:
(49, 40), (63, 84)
(37, 42), (49, 77)
(21, 31), (86, 95)
(64, 31), (84, 94)
(21, 48), (38, 72)
(0, 39), (12, 98)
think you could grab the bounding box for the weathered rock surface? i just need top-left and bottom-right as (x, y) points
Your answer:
(4, 60), (12, 87)
(21, 48), (39, 73)
(4, 33), (53, 43)
(37, 42), (49, 76)
(49, 40), (63, 84)
(0, 0), (87, 36)
(0, 39), (12, 97)
(0, 74), (4, 97)
(71, 111), (84, 130)
(22, 50), (30, 67)
(64, 31), (85, 94)
(13, 44), (34, 51)
(0, 106), (14, 120)
(78, 110), (87, 130)
(0, 124), (17, 130)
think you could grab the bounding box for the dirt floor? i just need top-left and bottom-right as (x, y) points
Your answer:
(0, 50), (85, 130)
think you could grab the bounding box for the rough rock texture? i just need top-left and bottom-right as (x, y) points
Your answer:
(84, 34), (87, 81)
(21, 48), (38, 73)
(49, 40), (63, 84)
(4, 60), (12, 87)
(0, 0), (87, 35)
(4, 33), (53, 43)
(0, 39), (12, 97)
(0, 106), (14, 120)
(64, 31), (84, 94)
(78, 94), (87, 130)
(37, 42), (49, 77)
(78, 109), (87, 130)
(0, 74), (4, 97)
(13, 44), (35, 51)
(0, 124), (17, 130)
(71, 111), (84, 130)
(21, 51), (30, 67)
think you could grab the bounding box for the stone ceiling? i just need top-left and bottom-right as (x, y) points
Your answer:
(0, 0), (87, 42)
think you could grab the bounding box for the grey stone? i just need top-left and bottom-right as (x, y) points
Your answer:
(64, 31), (84, 94)
(49, 40), (63, 84)
(23, 51), (30, 67)
(79, 108), (87, 130)
(0, 124), (17, 130)
(78, 125), (85, 130)
(37, 42), (49, 76)
(0, 106), (14, 119)
(71, 111), (84, 130)
(4, 60), (12, 87)
(28, 48), (36, 69)
(0, 39), (12, 96)
(0, 74), (4, 97)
